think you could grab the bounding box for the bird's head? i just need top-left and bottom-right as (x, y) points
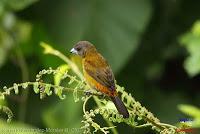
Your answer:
(70, 41), (96, 58)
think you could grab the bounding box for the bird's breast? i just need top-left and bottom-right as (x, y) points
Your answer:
(83, 68), (116, 97)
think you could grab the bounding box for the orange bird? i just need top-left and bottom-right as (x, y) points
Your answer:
(70, 41), (129, 118)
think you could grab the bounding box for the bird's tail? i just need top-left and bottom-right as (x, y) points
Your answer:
(111, 96), (129, 118)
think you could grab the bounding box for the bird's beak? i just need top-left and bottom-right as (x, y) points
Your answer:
(70, 48), (78, 54)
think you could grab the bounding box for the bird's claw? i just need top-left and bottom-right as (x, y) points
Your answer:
(99, 94), (106, 100)
(84, 90), (93, 96)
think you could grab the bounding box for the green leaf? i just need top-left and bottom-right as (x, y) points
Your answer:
(193, 118), (200, 128)
(54, 87), (65, 100)
(33, 82), (39, 94)
(40, 0), (152, 72)
(44, 84), (52, 96)
(178, 104), (200, 118)
(180, 21), (200, 77)
(54, 64), (69, 86)
(1, 0), (39, 11)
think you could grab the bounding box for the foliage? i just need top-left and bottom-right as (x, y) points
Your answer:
(0, 43), (183, 134)
(180, 21), (200, 77)
(178, 104), (200, 128)
(0, 0), (33, 68)
(0, 0), (39, 11)
(39, 0), (152, 72)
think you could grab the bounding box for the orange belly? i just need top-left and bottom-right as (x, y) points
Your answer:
(83, 69), (116, 96)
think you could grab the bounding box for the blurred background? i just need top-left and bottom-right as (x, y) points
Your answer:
(0, 0), (200, 133)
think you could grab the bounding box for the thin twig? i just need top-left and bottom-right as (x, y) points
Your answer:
(83, 96), (92, 115)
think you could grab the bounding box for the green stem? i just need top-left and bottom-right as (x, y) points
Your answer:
(15, 48), (29, 122)
(0, 82), (83, 98)
(83, 96), (92, 115)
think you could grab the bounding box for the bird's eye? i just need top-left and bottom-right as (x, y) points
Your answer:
(76, 47), (81, 51)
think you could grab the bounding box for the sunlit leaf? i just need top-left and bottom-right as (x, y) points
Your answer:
(193, 118), (200, 128)
(178, 104), (200, 118)
(180, 21), (200, 77)
(54, 64), (69, 86)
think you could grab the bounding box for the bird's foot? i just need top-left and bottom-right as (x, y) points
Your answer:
(84, 90), (94, 96)
(99, 93), (106, 100)
(84, 90), (104, 97)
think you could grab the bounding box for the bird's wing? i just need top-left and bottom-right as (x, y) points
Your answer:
(84, 56), (116, 91)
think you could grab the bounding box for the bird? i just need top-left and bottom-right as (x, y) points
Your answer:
(70, 41), (129, 118)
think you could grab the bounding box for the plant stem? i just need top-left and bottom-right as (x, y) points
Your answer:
(15, 48), (29, 122)
(83, 96), (92, 115)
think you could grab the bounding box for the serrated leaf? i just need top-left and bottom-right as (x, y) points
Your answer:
(54, 87), (65, 100)
(33, 82), (39, 94)
(44, 84), (52, 96)
(54, 64), (69, 86)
